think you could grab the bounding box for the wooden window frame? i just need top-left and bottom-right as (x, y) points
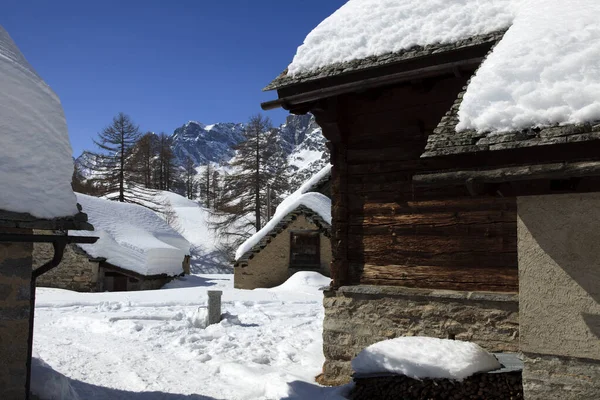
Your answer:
(289, 230), (321, 269)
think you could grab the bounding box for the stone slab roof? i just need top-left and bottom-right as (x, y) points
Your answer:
(234, 205), (331, 268)
(0, 204), (93, 231)
(422, 88), (600, 158)
(264, 32), (505, 92)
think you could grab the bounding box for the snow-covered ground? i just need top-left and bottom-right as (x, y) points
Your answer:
(154, 190), (232, 274)
(33, 272), (350, 400)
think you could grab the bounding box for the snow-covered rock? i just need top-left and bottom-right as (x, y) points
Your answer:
(171, 121), (246, 165)
(457, 0), (600, 133)
(352, 337), (501, 381)
(72, 193), (190, 276)
(0, 26), (78, 218)
(271, 271), (331, 295)
(287, 0), (517, 76)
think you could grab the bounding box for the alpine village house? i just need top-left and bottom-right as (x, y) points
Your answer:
(261, 1), (600, 399)
(234, 166), (332, 289)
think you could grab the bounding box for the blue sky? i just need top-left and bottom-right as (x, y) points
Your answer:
(2, 0), (346, 157)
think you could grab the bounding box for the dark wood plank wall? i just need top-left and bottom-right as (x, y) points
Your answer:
(323, 75), (518, 292)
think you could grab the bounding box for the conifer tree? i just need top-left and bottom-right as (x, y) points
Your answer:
(84, 112), (140, 202)
(212, 114), (290, 253)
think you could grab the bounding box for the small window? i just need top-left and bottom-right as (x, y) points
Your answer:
(290, 231), (320, 268)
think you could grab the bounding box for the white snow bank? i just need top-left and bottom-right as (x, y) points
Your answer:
(287, 0), (517, 76)
(0, 26), (78, 218)
(72, 193), (190, 276)
(352, 337), (501, 381)
(30, 352), (80, 400)
(458, 0), (600, 133)
(271, 271), (331, 295)
(235, 192), (331, 261)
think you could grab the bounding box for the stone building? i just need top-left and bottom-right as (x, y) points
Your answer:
(261, 1), (600, 398)
(0, 25), (97, 399)
(234, 166), (332, 289)
(33, 193), (191, 293)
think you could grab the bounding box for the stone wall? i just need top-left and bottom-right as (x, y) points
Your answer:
(0, 229), (33, 399)
(33, 238), (100, 292)
(522, 354), (600, 400)
(321, 285), (519, 385)
(518, 193), (600, 399)
(234, 215), (331, 289)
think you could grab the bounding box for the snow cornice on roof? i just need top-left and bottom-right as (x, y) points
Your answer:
(264, 31), (505, 92)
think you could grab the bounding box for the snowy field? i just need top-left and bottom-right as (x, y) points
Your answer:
(32, 273), (349, 400)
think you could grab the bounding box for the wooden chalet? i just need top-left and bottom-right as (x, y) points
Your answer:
(262, 3), (600, 398)
(263, 30), (520, 385)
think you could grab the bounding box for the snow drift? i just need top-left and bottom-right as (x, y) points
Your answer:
(30, 352), (80, 400)
(352, 337), (501, 381)
(72, 193), (190, 276)
(0, 26), (78, 218)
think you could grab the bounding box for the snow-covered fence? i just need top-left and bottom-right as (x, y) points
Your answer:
(207, 290), (222, 325)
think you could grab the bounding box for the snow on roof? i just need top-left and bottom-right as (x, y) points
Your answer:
(0, 26), (78, 219)
(457, 0), (600, 133)
(352, 337), (501, 381)
(286, 0), (517, 77)
(235, 192), (331, 262)
(72, 194), (190, 277)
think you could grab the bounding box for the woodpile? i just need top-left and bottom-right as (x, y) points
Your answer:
(349, 371), (523, 400)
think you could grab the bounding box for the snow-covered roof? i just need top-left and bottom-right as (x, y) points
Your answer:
(235, 166), (332, 263)
(265, 0), (515, 90)
(72, 194), (190, 277)
(0, 26), (78, 219)
(424, 0), (600, 156)
(352, 337), (501, 381)
(234, 193), (331, 266)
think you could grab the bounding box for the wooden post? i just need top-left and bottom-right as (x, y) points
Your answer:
(207, 290), (222, 325)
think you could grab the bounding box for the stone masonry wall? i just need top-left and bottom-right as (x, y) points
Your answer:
(33, 233), (99, 292)
(321, 285), (519, 386)
(0, 229), (33, 399)
(522, 354), (600, 400)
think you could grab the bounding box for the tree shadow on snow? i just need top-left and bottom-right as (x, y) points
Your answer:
(189, 245), (233, 275)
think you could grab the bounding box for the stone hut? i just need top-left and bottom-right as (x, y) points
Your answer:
(261, 1), (600, 398)
(234, 166), (332, 289)
(0, 25), (97, 399)
(34, 193), (191, 293)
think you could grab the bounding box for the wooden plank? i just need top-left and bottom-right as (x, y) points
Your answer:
(359, 264), (518, 292)
(350, 234), (516, 254)
(350, 221), (516, 238)
(351, 210), (516, 227)
(361, 197), (516, 214)
(349, 249), (517, 269)
(413, 161), (600, 187)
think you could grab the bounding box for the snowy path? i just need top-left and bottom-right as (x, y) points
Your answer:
(33, 274), (347, 400)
